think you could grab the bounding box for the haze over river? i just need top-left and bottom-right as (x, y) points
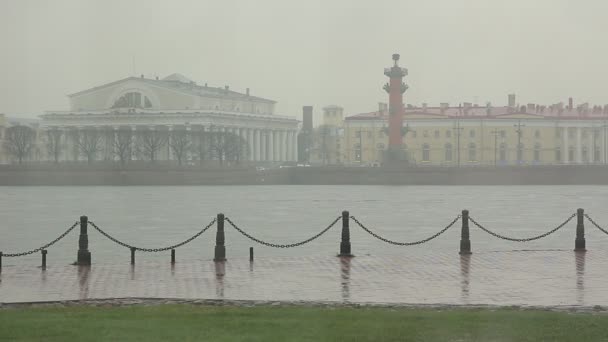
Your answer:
(2, 186), (608, 266)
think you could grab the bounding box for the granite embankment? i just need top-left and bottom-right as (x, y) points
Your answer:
(0, 164), (607, 185)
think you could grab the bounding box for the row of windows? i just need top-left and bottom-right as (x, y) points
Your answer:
(354, 128), (604, 140)
(417, 144), (602, 163)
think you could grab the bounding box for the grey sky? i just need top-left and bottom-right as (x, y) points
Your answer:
(1, 0), (607, 122)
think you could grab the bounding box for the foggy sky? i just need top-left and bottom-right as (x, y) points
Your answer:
(1, 0), (608, 123)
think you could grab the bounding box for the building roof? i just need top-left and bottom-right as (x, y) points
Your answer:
(68, 74), (276, 104)
(346, 104), (608, 121)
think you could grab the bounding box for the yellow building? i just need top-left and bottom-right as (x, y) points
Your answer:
(340, 102), (608, 166)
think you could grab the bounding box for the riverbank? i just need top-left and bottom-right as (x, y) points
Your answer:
(1, 302), (607, 341)
(1, 164), (608, 185)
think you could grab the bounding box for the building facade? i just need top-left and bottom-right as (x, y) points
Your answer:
(339, 100), (608, 166)
(38, 73), (299, 164)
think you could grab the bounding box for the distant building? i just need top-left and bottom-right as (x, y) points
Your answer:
(38, 73), (299, 163)
(340, 97), (608, 166)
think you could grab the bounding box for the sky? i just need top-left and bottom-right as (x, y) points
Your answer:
(1, 0), (608, 123)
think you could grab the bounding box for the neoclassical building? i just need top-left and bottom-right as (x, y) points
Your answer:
(39, 73), (299, 163)
(332, 97), (608, 166)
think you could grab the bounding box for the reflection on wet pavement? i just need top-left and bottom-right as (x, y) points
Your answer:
(1, 250), (607, 306)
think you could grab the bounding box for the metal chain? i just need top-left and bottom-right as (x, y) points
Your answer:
(88, 218), (216, 252)
(3, 221), (79, 257)
(469, 213), (575, 242)
(584, 214), (608, 235)
(224, 216), (341, 248)
(349, 215), (461, 246)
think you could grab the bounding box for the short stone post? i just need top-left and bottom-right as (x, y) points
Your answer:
(171, 249), (176, 264)
(130, 247), (136, 265)
(575, 208), (586, 252)
(249, 247), (254, 262)
(459, 210), (472, 255)
(77, 215), (91, 265)
(338, 211), (353, 257)
(214, 213), (226, 261)
(41, 250), (47, 270)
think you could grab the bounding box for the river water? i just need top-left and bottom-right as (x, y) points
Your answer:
(1, 186), (608, 266)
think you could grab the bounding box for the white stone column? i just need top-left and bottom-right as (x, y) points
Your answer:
(268, 130), (275, 162)
(274, 130), (280, 161)
(254, 129), (261, 161)
(285, 131), (292, 161)
(130, 126), (137, 161)
(294, 130), (299, 161)
(280, 130), (287, 162)
(167, 125), (173, 161)
(564, 127), (569, 163)
(260, 130), (267, 161)
(576, 127), (582, 164)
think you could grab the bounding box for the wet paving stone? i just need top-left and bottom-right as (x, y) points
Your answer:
(1, 250), (606, 306)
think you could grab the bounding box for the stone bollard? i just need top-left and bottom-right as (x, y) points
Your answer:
(171, 249), (176, 264)
(77, 216), (92, 265)
(41, 250), (47, 270)
(130, 247), (136, 265)
(338, 211), (353, 257)
(459, 210), (472, 255)
(214, 213), (226, 262)
(575, 208), (586, 252)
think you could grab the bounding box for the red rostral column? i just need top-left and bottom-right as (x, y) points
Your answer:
(383, 54), (408, 159)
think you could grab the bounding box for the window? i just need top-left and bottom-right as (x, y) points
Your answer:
(594, 146), (601, 162)
(445, 143), (453, 162)
(500, 130), (506, 138)
(582, 130), (589, 139)
(535, 130), (541, 139)
(568, 146), (575, 162)
(582, 147), (589, 163)
(355, 131), (361, 138)
(446, 130), (452, 138)
(434, 130), (440, 139)
(423, 130), (429, 138)
(499, 143), (507, 162)
(469, 130), (475, 138)
(422, 144), (430, 162)
(568, 128), (575, 139)
(555, 147), (562, 163)
(111, 92), (152, 109)
(412, 131), (417, 138)
(468, 143), (476, 161)
(367, 131), (372, 138)
(533, 143), (541, 162)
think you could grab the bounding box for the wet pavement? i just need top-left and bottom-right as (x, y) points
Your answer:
(1, 250), (606, 306)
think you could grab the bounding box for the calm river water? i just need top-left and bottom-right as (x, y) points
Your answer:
(1, 186), (608, 266)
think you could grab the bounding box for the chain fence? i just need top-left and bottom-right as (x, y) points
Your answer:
(3, 221), (79, 257)
(224, 216), (341, 248)
(349, 215), (461, 246)
(88, 218), (216, 252)
(584, 214), (608, 235)
(468, 213), (576, 242)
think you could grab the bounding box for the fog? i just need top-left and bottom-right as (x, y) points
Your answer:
(2, 0), (608, 121)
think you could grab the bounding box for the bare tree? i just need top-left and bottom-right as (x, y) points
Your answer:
(139, 129), (167, 162)
(45, 129), (63, 163)
(4, 125), (36, 164)
(194, 129), (210, 165)
(111, 129), (133, 166)
(74, 129), (103, 164)
(169, 129), (191, 166)
(208, 131), (248, 166)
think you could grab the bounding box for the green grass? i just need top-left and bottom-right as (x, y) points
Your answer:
(0, 305), (607, 341)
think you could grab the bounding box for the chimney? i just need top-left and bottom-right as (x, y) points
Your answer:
(246, 88), (250, 96)
(527, 103), (535, 112)
(155, 76), (159, 80)
(463, 102), (472, 115)
(224, 85), (229, 91)
(422, 103), (428, 112)
(569, 97), (573, 110)
(204, 83), (208, 87)
(508, 94), (516, 107)
(140, 74), (144, 78)
(302, 106), (313, 133)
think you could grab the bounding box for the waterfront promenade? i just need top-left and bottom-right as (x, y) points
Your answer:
(0, 250), (604, 307)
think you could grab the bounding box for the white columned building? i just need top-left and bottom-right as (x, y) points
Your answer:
(39, 73), (299, 164)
